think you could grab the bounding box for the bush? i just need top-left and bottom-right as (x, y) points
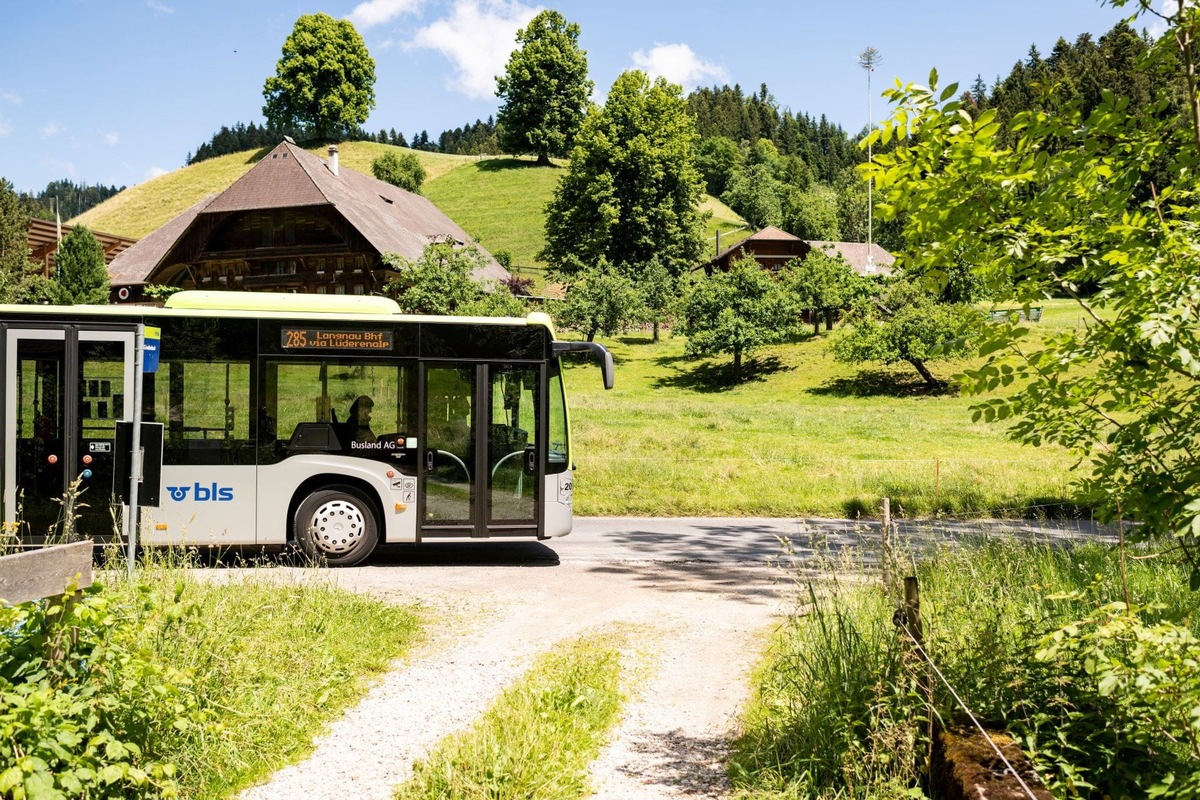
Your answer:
(372, 151), (426, 193)
(0, 585), (207, 798)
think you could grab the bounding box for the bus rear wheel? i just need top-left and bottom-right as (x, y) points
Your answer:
(294, 486), (379, 567)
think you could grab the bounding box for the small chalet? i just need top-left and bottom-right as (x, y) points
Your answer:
(709, 225), (895, 277)
(27, 218), (137, 277)
(107, 140), (510, 302)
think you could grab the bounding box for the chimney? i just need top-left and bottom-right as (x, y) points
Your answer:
(328, 144), (339, 177)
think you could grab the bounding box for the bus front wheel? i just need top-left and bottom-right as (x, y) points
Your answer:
(294, 486), (379, 567)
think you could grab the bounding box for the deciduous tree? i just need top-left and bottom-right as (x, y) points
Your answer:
(780, 249), (860, 335)
(383, 243), (519, 316)
(554, 263), (643, 342)
(680, 257), (790, 382)
(372, 151), (426, 193)
(541, 70), (706, 281)
(0, 178), (49, 303)
(831, 279), (981, 388)
(262, 13), (376, 141)
(496, 10), (592, 166)
(862, 0), (1200, 551)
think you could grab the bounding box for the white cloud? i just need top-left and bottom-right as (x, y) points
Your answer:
(0, 89), (20, 105)
(146, 166), (169, 180)
(0, 116), (11, 137)
(41, 121), (62, 138)
(1147, 0), (1194, 38)
(348, 0), (423, 29)
(631, 43), (728, 91)
(408, 0), (538, 100)
(146, 0), (174, 13)
(104, 131), (119, 146)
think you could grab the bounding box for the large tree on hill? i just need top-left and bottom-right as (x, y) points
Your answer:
(262, 13), (376, 141)
(495, 10), (592, 166)
(541, 70), (706, 280)
(55, 225), (109, 304)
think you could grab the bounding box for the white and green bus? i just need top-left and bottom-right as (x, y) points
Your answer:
(1, 291), (613, 566)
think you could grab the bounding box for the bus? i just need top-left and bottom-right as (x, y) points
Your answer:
(1, 291), (613, 566)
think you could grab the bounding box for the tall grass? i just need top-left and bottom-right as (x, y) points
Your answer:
(731, 536), (1195, 799)
(103, 554), (424, 799)
(394, 632), (627, 800)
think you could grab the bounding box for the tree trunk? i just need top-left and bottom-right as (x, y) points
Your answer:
(812, 310), (820, 336)
(536, 153), (552, 167)
(908, 358), (943, 388)
(733, 347), (742, 382)
(587, 326), (597, 343)
(653, 320), (660, 342)
(825, 308), (835, 331)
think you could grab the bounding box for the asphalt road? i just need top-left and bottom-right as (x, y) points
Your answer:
(367, 515), (1113, 568)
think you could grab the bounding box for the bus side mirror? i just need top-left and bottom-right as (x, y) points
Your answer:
(551, 341), (615, 390)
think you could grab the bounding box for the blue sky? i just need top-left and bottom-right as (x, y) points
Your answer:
(0, 1), (1150, 196)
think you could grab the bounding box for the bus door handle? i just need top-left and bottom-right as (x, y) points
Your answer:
(426, 449), (435, 471)
(525, 446), (537, 475)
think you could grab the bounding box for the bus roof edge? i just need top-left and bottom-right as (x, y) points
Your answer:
(164, 290), (402, 315)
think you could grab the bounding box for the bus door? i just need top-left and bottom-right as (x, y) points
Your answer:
(3, 325), (137, 541)
(419, 363), (543, 538)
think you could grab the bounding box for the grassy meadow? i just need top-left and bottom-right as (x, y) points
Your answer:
(564, 300), (1093, 519)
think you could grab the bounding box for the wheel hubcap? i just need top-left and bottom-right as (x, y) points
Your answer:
(307, 499), (366, 554)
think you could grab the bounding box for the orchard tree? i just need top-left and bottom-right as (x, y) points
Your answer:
(554, 262), (643, 342)
(680, 257), (791, 382)
(263, 13), (375, 140)
(780, 249), (861, 335)
(55, 225), (109, 304)
(541, 70), (706, 280)
(495, 10), (592, 166)
(372, 151), (426, 193)
(831, 279), (982, 388)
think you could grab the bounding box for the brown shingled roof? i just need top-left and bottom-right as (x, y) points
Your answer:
(804, 241), (895, 277)
(108, 140), (509, 287)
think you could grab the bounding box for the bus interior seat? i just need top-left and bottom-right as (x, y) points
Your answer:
(287, 422), (344, 454)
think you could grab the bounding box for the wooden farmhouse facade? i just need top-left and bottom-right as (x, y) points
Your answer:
(107, 140), (510, 302)
(709, 225), (895, 277)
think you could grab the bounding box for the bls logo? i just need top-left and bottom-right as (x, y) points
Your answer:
(166, 482), (234, 502)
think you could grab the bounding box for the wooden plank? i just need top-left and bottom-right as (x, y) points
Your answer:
(0, 541), (94, 605)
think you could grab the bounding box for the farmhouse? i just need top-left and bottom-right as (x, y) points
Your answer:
(709, 225), (895, 276)
(107, 140), (510, 302)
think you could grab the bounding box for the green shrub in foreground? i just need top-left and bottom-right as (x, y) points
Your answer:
(395, 633), (625, 800)
(1, 563), (423, 800)
(733, 541), (1199, 799)
(0, 585), (205, 799)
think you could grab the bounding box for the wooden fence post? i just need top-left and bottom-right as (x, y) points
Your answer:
(882, 497), (892, 592)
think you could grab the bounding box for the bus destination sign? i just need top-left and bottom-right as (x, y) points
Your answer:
(282, 327), (394, 351)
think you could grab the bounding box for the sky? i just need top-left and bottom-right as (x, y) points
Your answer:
(0, 0), (1158, 197)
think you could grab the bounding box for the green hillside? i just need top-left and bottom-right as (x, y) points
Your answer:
(73, 142), (747, 268)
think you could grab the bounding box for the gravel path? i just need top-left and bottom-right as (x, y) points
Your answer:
(236, 560), (783, 800)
